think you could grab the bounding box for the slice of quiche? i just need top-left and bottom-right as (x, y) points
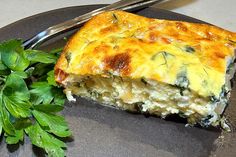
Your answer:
(55, 10), (236, 127)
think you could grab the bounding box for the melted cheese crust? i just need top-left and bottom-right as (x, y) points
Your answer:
(55, 11), (236, 99)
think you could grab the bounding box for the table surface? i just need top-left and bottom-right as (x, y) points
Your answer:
(0, 0), (235, 32)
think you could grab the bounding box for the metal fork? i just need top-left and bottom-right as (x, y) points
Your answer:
(23, 0), (164, 49)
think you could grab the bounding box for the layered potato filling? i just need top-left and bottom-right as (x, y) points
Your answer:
(63, 74), (229, 126)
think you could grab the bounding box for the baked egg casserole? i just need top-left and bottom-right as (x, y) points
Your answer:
(55, 11), (236, 128)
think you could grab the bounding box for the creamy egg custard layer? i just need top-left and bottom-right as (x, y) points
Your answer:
(55, 11), (236, 127)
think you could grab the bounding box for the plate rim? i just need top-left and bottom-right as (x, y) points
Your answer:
(0, 4), (235, 157)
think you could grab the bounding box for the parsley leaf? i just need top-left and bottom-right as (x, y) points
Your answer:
(33, 63), (53, 77)
(6, 129), (24, 144)
(30, 82), (54, 105)
(0, 53), (7, 71)
(14, 118), (32, 130)
(4, 72), (30, 100)
(47, 70), (57, 86)
(3, 95), (31, 118)
(0, 99), (15, 135)
(24, 49), (57, 64)
(25, 123), (66, 157)
(0, 39), (70, 157)
(30, 82), (65, 106)
(34, 104), (64, 113)
(33, 110), (71, 137)
(0, 125), (2, 136)
(0, 39), (30, 71)
(3, 72), (31, 118)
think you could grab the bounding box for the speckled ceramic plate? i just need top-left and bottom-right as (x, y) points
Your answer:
(0, 4), (235, 157)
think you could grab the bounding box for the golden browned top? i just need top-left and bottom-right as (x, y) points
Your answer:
(55, 10), (236, 98)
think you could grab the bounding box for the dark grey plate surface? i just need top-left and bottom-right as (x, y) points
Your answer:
(0, 5), (236, 157)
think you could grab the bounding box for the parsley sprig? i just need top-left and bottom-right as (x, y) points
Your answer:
(0, 39), (70, 157)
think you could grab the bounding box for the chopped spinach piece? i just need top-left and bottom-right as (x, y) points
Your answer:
(134, 102), (144, 112)
(201, 115), (213, 126)
(179, 87), (185, 96)
(141, 77), (148, 85)
(179, 111), (186, 118)
(210, 96), (219, 102)
(220, 85), (229, 97)
(226, 62), (235, 73)
(175, 69), (190, 95)
(176, 70), (189, 88)
(88, 90), (101, 98)
(65, 52), (72, 64)
(184, 46), (195, 53)
(112, 13), (118, 23)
